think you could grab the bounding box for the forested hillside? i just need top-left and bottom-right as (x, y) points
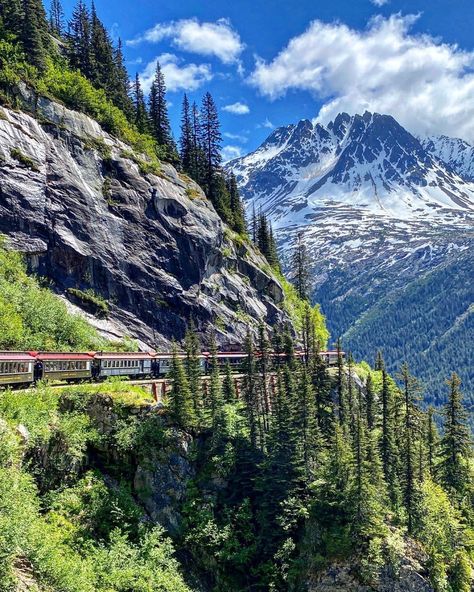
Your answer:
(343, 249), (474, 414)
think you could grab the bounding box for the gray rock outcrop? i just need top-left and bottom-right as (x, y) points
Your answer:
(0, 84), (292, 348)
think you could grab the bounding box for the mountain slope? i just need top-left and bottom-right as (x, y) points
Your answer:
(0, 84), (296, 349)
(228, 112), (474, 409)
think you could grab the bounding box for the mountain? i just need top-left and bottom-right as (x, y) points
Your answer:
(0, 84), (296, 350)
(228, 112), (474, 409)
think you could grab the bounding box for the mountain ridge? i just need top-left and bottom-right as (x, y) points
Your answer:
(227, 110), (474, 410)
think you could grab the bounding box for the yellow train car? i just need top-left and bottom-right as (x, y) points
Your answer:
(0, 352), (36, 387)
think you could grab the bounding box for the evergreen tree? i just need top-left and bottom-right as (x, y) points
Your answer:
(68, 0), (93, 79)
(180, 94), (193, 173)
(291, 232), (310, 301)
(131, 73), (149, 134)
(374, 350), (385, 371)
(398, 363), (422, 533)
(258, 323), (271, 435)
(90, 3), (115, 95)
(184, 322), (203, 425)
(49, 0), (64, 36)
(207, 334), (224, 432)
(222, 361), (237, 403)
(0, 0), (24, 38)
(149, 62), (177, 161)
(380, 367), (401, 510)
(226, 172), (246, 235)
(199, 91), (222, 200)
(110, 39), (133, 117)
(365, 372), (376, 431)
(335, 338), (346, 426)
(426, 406), (438, 479)
(242, 331), (259, 448)
(21, 0), (49, 72)
(311, 344), (333, 436)
(169, 345), (195, 429)
(190, 101), (204, 184)
(438, 373), (472, 499)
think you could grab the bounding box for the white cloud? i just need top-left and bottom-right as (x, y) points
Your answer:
(140, 54), (212, 93)
(371, 0), (389, 6)
(249, 14), (474, 142)
(222, 145), (244, 162)
(258, 118), (274, 129)
(128, 18), (244, 65)
(223, 101), (250, 115)
(224, 132), (248, 143)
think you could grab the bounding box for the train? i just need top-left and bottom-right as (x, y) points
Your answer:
(0, 350), (344, 389)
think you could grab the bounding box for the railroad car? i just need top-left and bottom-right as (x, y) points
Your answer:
(93, 352), (154, 379)
(33, 352), (93, 383)
(0, 352), (36, 387)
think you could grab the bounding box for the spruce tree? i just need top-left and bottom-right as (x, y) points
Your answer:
(90, 3), (115, 95)
(222, 361), (237, 402)
(242, 330), (258, 448)
(169, 345), (195, 429)
(336, 338), (346, 426)
(0, 0), (24, 38)
(49, 0), (64, 36)
(199, 91), (222, 200)
(21, 0), (50, 72)
(184, 322), (203, 425)
(398, 362), (422, 533)
(426, 406), (438, 479)
(365, 373), (376, 431)
(207, 334), (224, 433)
(438, 373), (472, 499)
(291, 232), (310, 300)
(380, 366), (401, 510)
(68, 0), (93, 79)
(226, 172), (246, 235)
(110, 39), (133, 117)
(149, 61), (177, 161)
(131, 73), (150, 134)
(180, 94), (193, 173)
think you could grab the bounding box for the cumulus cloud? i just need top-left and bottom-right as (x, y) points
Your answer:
(249, 14), (474, 141)
(128, 18), (244, 65)
(223, 101), (250, 115)
(140, 54), (212, 93)
(222, 145), (244, 162)
(371, 0), (389, 6)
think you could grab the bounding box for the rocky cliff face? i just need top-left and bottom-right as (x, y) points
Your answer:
(0, 84), (291, 349)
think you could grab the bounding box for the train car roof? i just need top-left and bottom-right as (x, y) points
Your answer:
(31, 352), (94, 361)
(94, 352), (154, 359)
(0, 352), (37, 362)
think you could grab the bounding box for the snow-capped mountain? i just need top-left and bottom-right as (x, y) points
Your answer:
(229, 111), (474, 227)
(226, 111), (474, 408)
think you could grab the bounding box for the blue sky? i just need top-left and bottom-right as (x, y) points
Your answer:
(60, 0), (474, 158)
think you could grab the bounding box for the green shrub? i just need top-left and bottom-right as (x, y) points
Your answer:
(10, 147), (40, 171)
(66, 287), (109, 319)
(0, 241), (108, 350)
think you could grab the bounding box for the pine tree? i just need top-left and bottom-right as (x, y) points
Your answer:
(295, 366), (321, 480)
(207, 334), (224, 433)
(438, 373), (472, 499)
(226, 172), (247, 235)
(190, 101), (204, 184)
(398, 362), (422, 533)
(426, 406), (438, 479)
(0, 0), (24, 38)
(180, 94), (193, 173)
(335, 338), (346, 426)
(49, 0), (64, 36)
(242, 330), (258, 448)
(311, 344), (333, 436)
(222, 361), (237, 402)
(131, 73), (149, 134)
(21, 0), (50, 72)
(374, 350), (385, 371)
(365, 372), (376, 431)
(185, 322), (203, 425)
(90, 3), (115, 95)
(380, 366), (401, 510)
(68, 0), (93, 79)
(199, 92), (222, 200)
(258, 323), (271, 435)
(291, 232), (310, 301)
(149, 61), (177, 161)
(110, 39), (133, 117)
(169, 345), (195, 429)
